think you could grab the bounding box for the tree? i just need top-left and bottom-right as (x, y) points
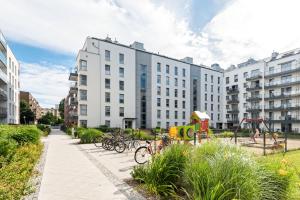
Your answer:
(20, 100), (35, 124)
(59, 98), (65, 119)
(38, 112), (57, 125)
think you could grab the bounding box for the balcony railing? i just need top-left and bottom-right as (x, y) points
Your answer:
(0, 50), (6, 67)
(70, 98), (78, 106)
(264, 91), (300, 99)
(265, 77), (300, 88)
(69, 71), (78, 81)
(227, 118), (240, 123)
(246, 105), (262, 112)
(246, 94), (262, 101)
(246, 72), (263, 80)
(226, 88), (239, 94)
(0, 107), (7, 118)
(265, 115), (300, 123)
(227, 109), (239, 113)
(0, 87), (7, 101)
(227, 98), (239, 104)
(265, 65), (300, 77)
(246, 84), (262, 91)
(264, 104), (300, 111)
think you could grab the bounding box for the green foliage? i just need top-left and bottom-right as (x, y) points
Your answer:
(8, 126), (41, 145)
(79, 129), (103, 144)
(0, 138), (17, 165)
(132, 144), (190, 197)
(124, 128), (133, 135)
(135, 130), (155, 140)
(58, 98), (65, 119)
(38, 112), (60, 125)
(220, 131), (234, 138)
(20, 100), (35, 124)
(37, 124), (51, 136)
(98, 125), (113, 133)
(0, 143), (43, 200)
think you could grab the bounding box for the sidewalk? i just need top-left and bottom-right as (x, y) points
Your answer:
(38, 129), (141, 200)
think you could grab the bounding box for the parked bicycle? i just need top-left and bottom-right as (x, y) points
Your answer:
(114, 135), (140, 153)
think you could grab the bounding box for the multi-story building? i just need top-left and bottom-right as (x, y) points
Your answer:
(66, 37), (224, 129)
(0, 30), (20, 124)
(224, 49), (300, 133)
(41, 107), (60, 118)
(20, 91), (42, 123)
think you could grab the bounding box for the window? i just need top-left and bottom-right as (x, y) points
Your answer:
(105, 50), (110, 61)
(182, 80), (186, 88)
(166, 76), (170, 85)
(166, 122), (170, 128)
(157, 75), (161, 84)
(234, 74), (238, 82)
(175, 78), (178, 86)
(174, 66), (178, 75)
(119, 53), (124, 64)
(105, 106), (110, 116)
(218, 96), (220, 102)
(105, 92), (110, 102)
(218, 77), (220, 84)
(205, 84), (207, 92)
(80, 60), (87, 70)
(166, 110), (170, 119)
(205, 74), (208, 81)
(174, 89), (178, 97)
(226, 77), (229, 84)
(140, 64), (147, 89)
(174, 100), (178, 108)
(80, 104), (87, 116)
(243, 72), (248, 78)
(119, 81), (124, 90)
(119, 94), (124, 104)
(166, 88), (170, 96)
(211, 104), (213, 111)
(157, 86), (161, 95)
(182, 69), (186, 77)
(218, 105), (220, 111)
(211, 85), (213, 92)
(105, 65), (110, 75)
(157, 62), (161, 72)
(166, 99), (170, 107)
(105, 120), (110, 127)
(166, 65), (170, 74)
(205, 94), (207, 101)
(157, 122), (161, 128)
(80, 120), (87, 127)
(217, 86), (220, 93)
(182, 90), (186, 98)
(182, 101), (186, 109)
(80, 90), (87, 100)
(175, 111), (178, 119)
(205, 103), (207, 110)
(211, 113), (214, 120)
(157, 98), (161, 107)
(157, 110), (161, 118)
(119, 67), (124, 77)
(119, 107), (124, 117)
(80, 75), (87, 86)
(211, 95), (213, 101)
(105, 79), (110, 89)
(182, 111), (186, 119)
(211, 75), (213, 83)
(281, 62), (292, 71)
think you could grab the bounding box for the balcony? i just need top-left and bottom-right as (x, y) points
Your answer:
(265, 66), (300, 78)
(265, 116), (300, 123)
(70, 97), (78, 106)
(0, 31), (6, 51)
(264, 104), (300, 111)
(246, 105), (262, 112)
(227, 118), (240, 124)
(246, 84), (262, 91)
(69, 71), (78, 81)
(265, 77), (300, 89)
(0, 87), (7, 101)
(227, 98), (239, 104)
(246, 94), (262, 102)
(226, 88), (239, 94)
(227, 109), (239, 113)
(0, 107), (7, 118)
(246, 72), (263, 81)
(264, 91), (300, 100)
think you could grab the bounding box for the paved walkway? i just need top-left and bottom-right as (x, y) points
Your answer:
(38, 129), (143, 200)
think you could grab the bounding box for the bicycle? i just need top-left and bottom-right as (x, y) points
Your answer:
(114, 135), (140, 153)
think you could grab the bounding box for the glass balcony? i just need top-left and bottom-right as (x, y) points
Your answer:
(264, 91), (300, 99)
(246, 71), (262, 81)
(226, 88), (239, 94)
(246, 94), (262, 101)
(265, 77), (300, 88)
(227, 98), (239, 104)
(227, 108), (239, 113)
(246, 83), (262, 91)
(0, 31), (7, 51)
(227, 117), (240, 123)
(264, 104), (300, 111)
(265, 65), (300, 77)
(69, 71), (78, 81)
(0, 50), (6, 66)
(246, 105), (262, 112)
(265, 115), (300, 122)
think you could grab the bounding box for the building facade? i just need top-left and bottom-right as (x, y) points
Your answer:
(0, 30), (20, 124)
(67, 37), (223, 129)
(20, 91), (42, 123)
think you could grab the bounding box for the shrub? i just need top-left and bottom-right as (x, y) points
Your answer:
(98, 125), (112, 133)
(80, 129), (103, 144)
(132, 144), (190, 197)
(8, 126), (41, 145)
(124, 128), (133, 135)
(0, 138), (17, 165)
(135, 130), (155, 140)
(220, 131), (234, 138)
(76, 127), (86, 138)
(0, 143), (43, 200)
(37, 124), (51, 136)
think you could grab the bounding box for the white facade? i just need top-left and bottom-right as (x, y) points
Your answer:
(0, 30), (19, 124)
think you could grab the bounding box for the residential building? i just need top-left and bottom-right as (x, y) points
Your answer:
(41, 107), (60, 118)
(20, 91), (42, 123)
(67, 37), (224, 129)
(0, 30), (20, 124)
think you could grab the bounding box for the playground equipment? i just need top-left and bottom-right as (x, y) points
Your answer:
(169, 111), (210, 144)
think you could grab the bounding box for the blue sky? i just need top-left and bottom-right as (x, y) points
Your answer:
(1, 0), (300, 108)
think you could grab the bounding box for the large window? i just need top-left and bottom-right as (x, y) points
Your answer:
(166, 88), (170, 96)
(182, 90), (186, 98)
(157, 98), (161, 107)
(166, 99), (170, 107)
(119, 67), (124, 77)
(174, 89), (178, 97)
(105, 65), (110, 75)
(157, 75), (161, 84)
(157, 62), (161, 72)
(119, 53), (124, 64)
(182, 69), (186, 77)
(175, 78), (178, 86)
(105, 79), (110, 89)
(175, 111), (178, 119)
(119, 94), (124, 104)
(166, 76), (170, 85)
(80, 104), (87, 116)
(80, 75), (87, 86)
(205, 74), (208, 81)
(281, 62), (292, 71)
(226, 77), (229, 84)
(80, 120), (87, 127)
(166, 110), (170, 119)
(182, 101), (185, 109)
(166, 65), (170, 74)
(105, 50), (110, 61)
(140, 64), (147, 90)
(80, 60), (87, 71)
(174, 100), (178, 108)
(119, 107), (124, 117)
(174, 66), (178, 75)
(157, 86), (161, 95)
(105, 92), (110, 102)
(157, 110), (161, 119)
(80, 90), (87, 100)
(119, 81), (124, 90)
(182, 80), (186, 88)
(105, 106), (110, 116)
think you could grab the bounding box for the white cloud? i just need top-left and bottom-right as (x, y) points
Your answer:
(20, 62), (69, 108)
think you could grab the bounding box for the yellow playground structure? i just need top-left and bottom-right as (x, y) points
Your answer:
(169, 111), (210, 144)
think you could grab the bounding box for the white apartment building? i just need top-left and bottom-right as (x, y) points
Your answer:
(224, 49), (300, 133)
(68, 37), (224, 129)
(0, 30), (19, 124)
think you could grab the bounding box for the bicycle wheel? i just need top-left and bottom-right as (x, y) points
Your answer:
(102, 138), (109, 150)
(107, 139), (115, 151)
(94, 135), (103, 148)
(132, 140), (140, 149)
(114, 141), (126, 153)
(134, 146), (151, 164)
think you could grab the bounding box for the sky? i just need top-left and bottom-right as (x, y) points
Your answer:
(0, 0), (300, 108)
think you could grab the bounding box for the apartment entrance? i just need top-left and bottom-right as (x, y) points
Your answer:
(281, 123), (292, 133)
(122, 118), (136, 129)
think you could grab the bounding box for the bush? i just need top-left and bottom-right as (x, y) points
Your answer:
(0, 138), (17, 165)
(0, 143), (43, 200)
(135, 130), (155, 140)
(220, 131), (234, 138)
(37, 124), (51, 136)
(124, 128), (133, 135)
(98, 125), (112, 133)
(8, 126), (41, 145)
(132, 144), (190, 197)
(80, 129), (103, 144)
